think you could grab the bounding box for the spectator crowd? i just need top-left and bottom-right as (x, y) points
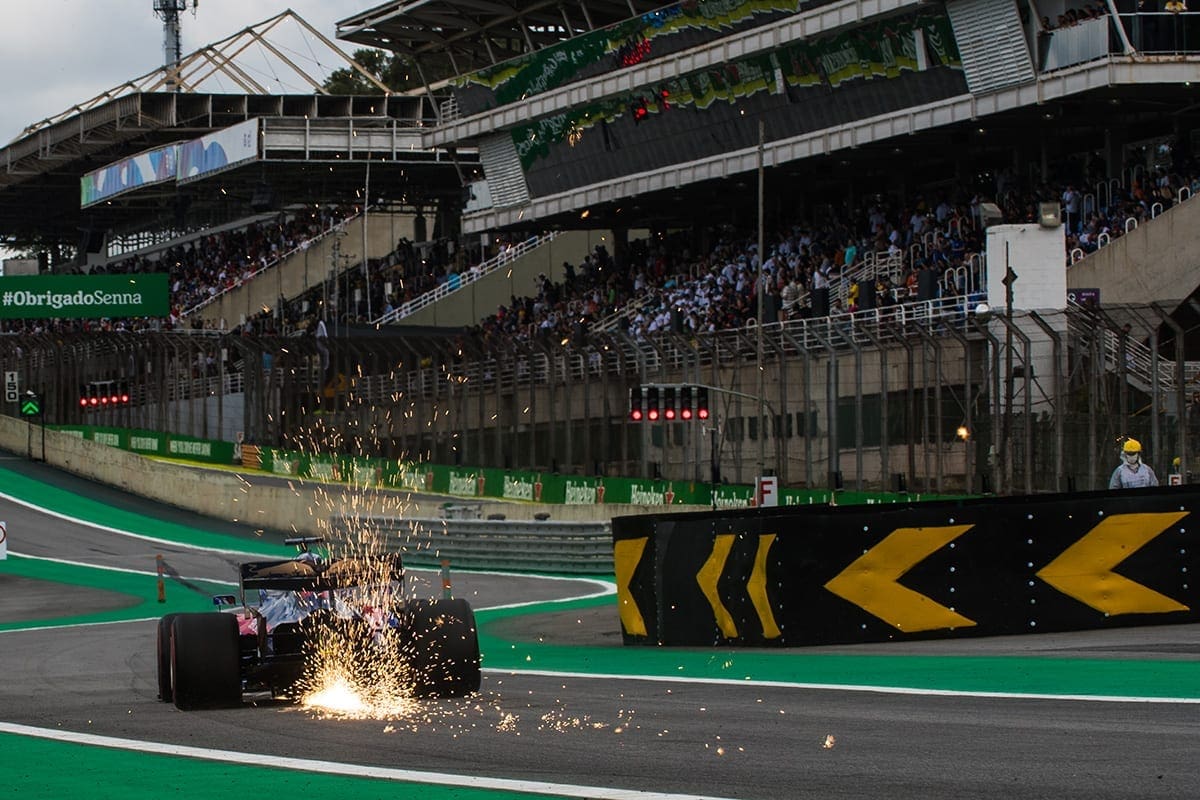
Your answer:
(0, 205), (357, 336)
(5, 160), (1200, 349)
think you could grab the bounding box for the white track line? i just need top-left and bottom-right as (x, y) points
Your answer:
(491, 668), (1200, 704)
(0, 721), (738, 800)
(0, 489), (281, 559)
(0, 617), (162, 634)
(7, 550), (236, 583)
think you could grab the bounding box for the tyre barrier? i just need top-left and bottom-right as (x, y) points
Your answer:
(328, 515), (613, 574)
(612, 484), (1200, 647)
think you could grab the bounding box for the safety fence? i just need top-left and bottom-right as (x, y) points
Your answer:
(2, 302), (1194, 497)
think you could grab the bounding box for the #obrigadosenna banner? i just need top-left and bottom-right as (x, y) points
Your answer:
(0, 274), (169, 319)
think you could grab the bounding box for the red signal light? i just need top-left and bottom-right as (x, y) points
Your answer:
(647, 408), (660, 421)
(698, 408), (709, 420)
(681, 408), (693, 420)
(665, 408), (676, 420)
(631, 409), (643, 421)
(120, 393), (130, 403)
(79, 397), (88, 408)
(89, 397), (99, 407)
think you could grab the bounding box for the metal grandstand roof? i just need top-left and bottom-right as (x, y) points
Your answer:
(0, 91), (469, 249)
(0, 10), (477, 252)
(15, 10), (387, 142)
(336, 0), (665, 83)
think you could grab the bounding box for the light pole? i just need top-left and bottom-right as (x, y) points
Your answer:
(756, 119), (765, 482)
(957, 425), (971, 493)
(362, 158), (372, 321)
(1001, 245), (1017, 495)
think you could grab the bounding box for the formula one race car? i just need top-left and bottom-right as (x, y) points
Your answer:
(156, 538), (481, 710)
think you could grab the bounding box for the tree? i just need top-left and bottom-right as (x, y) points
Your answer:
(324, 48), (423, 94)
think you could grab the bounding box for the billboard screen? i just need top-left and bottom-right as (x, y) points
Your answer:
(80, 143), (179, 208)
(178, 118), (259, 184)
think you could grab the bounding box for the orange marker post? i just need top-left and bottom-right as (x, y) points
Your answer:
(156, 554), (166, 603)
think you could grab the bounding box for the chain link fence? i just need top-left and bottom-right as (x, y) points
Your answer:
(2, 301), (1190, 495)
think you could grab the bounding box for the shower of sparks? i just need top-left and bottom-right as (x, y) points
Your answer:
(822, 734), (837, 749)
(304, 675), (370, 715)
(260, 413), (747, 754)
(274, 414), (460, 721)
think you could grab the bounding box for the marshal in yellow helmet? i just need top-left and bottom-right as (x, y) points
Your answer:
(1110, 438), (1158, 489)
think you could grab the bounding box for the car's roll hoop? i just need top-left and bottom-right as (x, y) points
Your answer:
(283, 536), (326, 552)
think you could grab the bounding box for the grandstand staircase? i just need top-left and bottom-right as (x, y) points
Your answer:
(1066, 306), (1185, 398)
(1067, 186), (1200, 310)
(1064, 190), (1200, 406)
(371, 232), (558, 326)
(375, 229), (615, 329)
(184, 209), (408, 330)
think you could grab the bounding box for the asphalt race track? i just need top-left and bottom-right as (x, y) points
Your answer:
(2, 453), (1199, 800)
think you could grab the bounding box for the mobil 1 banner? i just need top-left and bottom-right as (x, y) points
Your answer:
(613, 485), (1200, 647)
(0, 274), (169, 319)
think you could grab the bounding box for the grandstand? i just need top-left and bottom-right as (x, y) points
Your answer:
(3, 1), (1200, 499)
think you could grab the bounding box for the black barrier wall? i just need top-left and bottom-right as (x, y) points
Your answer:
(612, 486), (1200, 646)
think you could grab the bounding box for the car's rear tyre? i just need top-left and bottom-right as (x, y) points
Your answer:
(402, 598), (481, 697)
(170, 613), (241, 710)
(156, 613), (180, 702)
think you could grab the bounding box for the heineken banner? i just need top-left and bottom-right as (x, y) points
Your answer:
(57, 425), (960, 508)
(453, 0), (799, 115)
(48, 426), (233, 464)
(512, 10), (961, 170)
(0, 274), (169, 319)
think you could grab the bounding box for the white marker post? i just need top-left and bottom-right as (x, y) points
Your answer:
(0, 520), (7, 560)
(756, 476), (779, 507)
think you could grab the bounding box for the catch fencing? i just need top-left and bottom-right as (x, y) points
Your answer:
(1, 302), (1192, 497)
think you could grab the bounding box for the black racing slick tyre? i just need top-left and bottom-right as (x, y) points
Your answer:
(402, 598), (481, 698)
(170, 613), (242, 710)
(156, 613), (180, 702)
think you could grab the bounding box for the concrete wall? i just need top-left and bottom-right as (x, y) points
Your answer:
(1067, 195), (1200, 307)
(0, 415), (684, 534)
(194, 212), (415, 329)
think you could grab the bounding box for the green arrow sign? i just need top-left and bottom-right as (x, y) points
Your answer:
(19, 395), (40, 417)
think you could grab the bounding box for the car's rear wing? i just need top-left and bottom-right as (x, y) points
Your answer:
(239, 555), (404, 592)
